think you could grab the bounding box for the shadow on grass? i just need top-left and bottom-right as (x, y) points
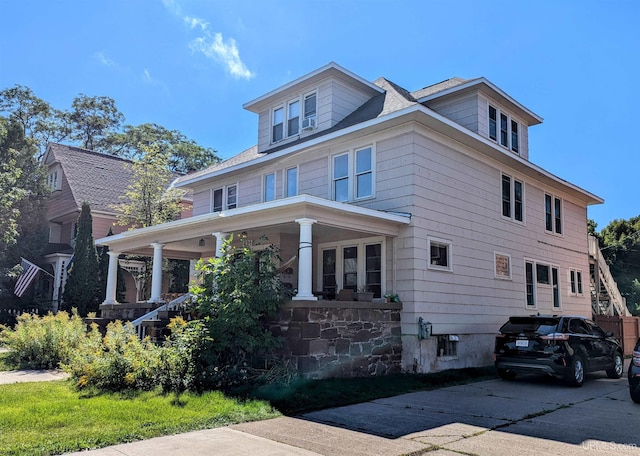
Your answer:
(233, 366), (498, 416)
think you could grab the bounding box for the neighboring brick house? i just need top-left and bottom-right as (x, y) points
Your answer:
(96, 63), (603, 376)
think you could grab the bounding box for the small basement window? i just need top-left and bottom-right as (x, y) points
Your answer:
(437, 335), (458, 357)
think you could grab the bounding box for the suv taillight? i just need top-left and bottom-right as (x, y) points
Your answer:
(632, 350), (640, 367)
(540, 333), (569, 341)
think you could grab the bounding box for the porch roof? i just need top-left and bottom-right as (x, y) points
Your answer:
(95, 195), (411, 259)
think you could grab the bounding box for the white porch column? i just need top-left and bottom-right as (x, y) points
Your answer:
(103, 251), (121, 305)
(213, 232), (229, 258)
(293, 218), (317, 301)
(149, 243), (164, 303)
(51, 258), (65, 313)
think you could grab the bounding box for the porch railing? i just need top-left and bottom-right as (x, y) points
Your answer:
(131, 293), (192, 339)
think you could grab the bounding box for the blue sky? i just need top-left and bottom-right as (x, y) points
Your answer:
(1, 0), (637, 231)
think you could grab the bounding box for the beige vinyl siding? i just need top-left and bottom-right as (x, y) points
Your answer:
(46, 174), (78, 222)
(323, 79), (371, 129)
(399, 128), (590, 335)
(191, 185), (211, 216)
(240, 175), (261, 206)
(424, 93), (479, 134)
(298, 156), (329, 198)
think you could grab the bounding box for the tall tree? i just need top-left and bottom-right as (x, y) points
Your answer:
(0, 117), (49, 294)
(68, 94), (124, 151)
(104, 123), (220, 173)
(0, 85), (70, 156)
(600, 216), (640, 314)
(63, 202), (100, 315)
(113, 145), (185, 229)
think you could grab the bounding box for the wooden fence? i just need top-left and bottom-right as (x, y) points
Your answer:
(594, 315), (640, 356)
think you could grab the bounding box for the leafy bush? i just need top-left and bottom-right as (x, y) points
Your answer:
(189, 235), (286, 389)
(156, 317), (213, 393)
(64, 320), (161, 391)
(0, 310), (90, 369)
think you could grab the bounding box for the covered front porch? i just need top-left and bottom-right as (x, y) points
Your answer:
(95, 195), (411, 311)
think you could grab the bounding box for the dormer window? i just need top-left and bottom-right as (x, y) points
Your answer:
(287, 100), (300, 136)
(272, 107), (284, 142)
(488, 105), (519, 155)
(271, 91), (318, 144)
(48, 168), (61, 191)
(303, 92), (317, 124)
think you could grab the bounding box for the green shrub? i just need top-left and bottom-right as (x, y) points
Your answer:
(64, 320), (161, 391)
(156, 317), (213, 393)
(190, 235), (286, 390)
(0, 310), (90, 369)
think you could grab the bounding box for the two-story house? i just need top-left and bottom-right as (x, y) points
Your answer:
(42, 143), (142, 309)
(96, 62), (602, 375)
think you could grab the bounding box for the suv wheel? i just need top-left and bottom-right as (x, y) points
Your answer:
(606, 352), (623, 379)
(498, 369), (516, 381)
(567, 355), (585, 387)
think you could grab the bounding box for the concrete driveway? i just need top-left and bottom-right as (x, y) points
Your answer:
(234, 372), (640, 455)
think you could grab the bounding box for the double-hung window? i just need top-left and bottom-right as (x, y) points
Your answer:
(287, 100), (299, 137)
(569, 269), (583, 296)
(501, 174), (524, 222)
(264, 173), (275, 202)
(303, 92), (316, 124)
(544, 193), (562, 234)
(271, 91), (317, 143)
(332, 146), (374, 202)
(286, 167), (298, 197)
(272, 107), (284, 143)
(211, 185), (237, 212)
(488, 105), (520, 154)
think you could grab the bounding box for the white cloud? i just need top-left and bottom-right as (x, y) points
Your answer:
(184, 15), (208, 31)
(162, 0), (254, 80)
(190, 33), (254, 80)
(94, 51), (116, 67)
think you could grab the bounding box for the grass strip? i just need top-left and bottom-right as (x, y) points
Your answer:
(0, 381), (280, 456)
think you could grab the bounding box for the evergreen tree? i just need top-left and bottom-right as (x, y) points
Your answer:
(63, 202), (99, 315)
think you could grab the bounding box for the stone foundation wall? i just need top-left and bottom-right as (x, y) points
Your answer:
(270, 301), (402, 379)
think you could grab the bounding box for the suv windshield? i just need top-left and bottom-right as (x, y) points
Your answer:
(500, 317), (559, 336)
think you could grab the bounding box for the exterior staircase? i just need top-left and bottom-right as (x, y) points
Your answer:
(130, 293), (193, 341)
(588, 235), (631, 316)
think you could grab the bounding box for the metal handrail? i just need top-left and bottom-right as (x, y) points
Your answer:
(132, 293), (192, 338)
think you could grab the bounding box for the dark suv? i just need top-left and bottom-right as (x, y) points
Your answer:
(629, 338), (640, 402)
(495, 315), (623, 387)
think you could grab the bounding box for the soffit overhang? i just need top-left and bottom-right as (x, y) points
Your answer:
(95, 195), (411, 258)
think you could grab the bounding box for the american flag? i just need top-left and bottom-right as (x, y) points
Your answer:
(14, 258), (42, 298)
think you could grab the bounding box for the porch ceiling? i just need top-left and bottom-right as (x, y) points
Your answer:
(95, 195), (411, 259)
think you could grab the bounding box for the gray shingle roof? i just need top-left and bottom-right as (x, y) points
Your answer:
(176, 75), (469, 184)
(410, 77), (471, 100)
(48, 143), (134, 213)
(175, 145), (261, 185)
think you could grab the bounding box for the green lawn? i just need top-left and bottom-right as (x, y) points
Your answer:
(0, 361), (497, 455)
(0, 381), (280, 456)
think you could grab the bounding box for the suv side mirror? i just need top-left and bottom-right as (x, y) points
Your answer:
(605, 331), (614, 338)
